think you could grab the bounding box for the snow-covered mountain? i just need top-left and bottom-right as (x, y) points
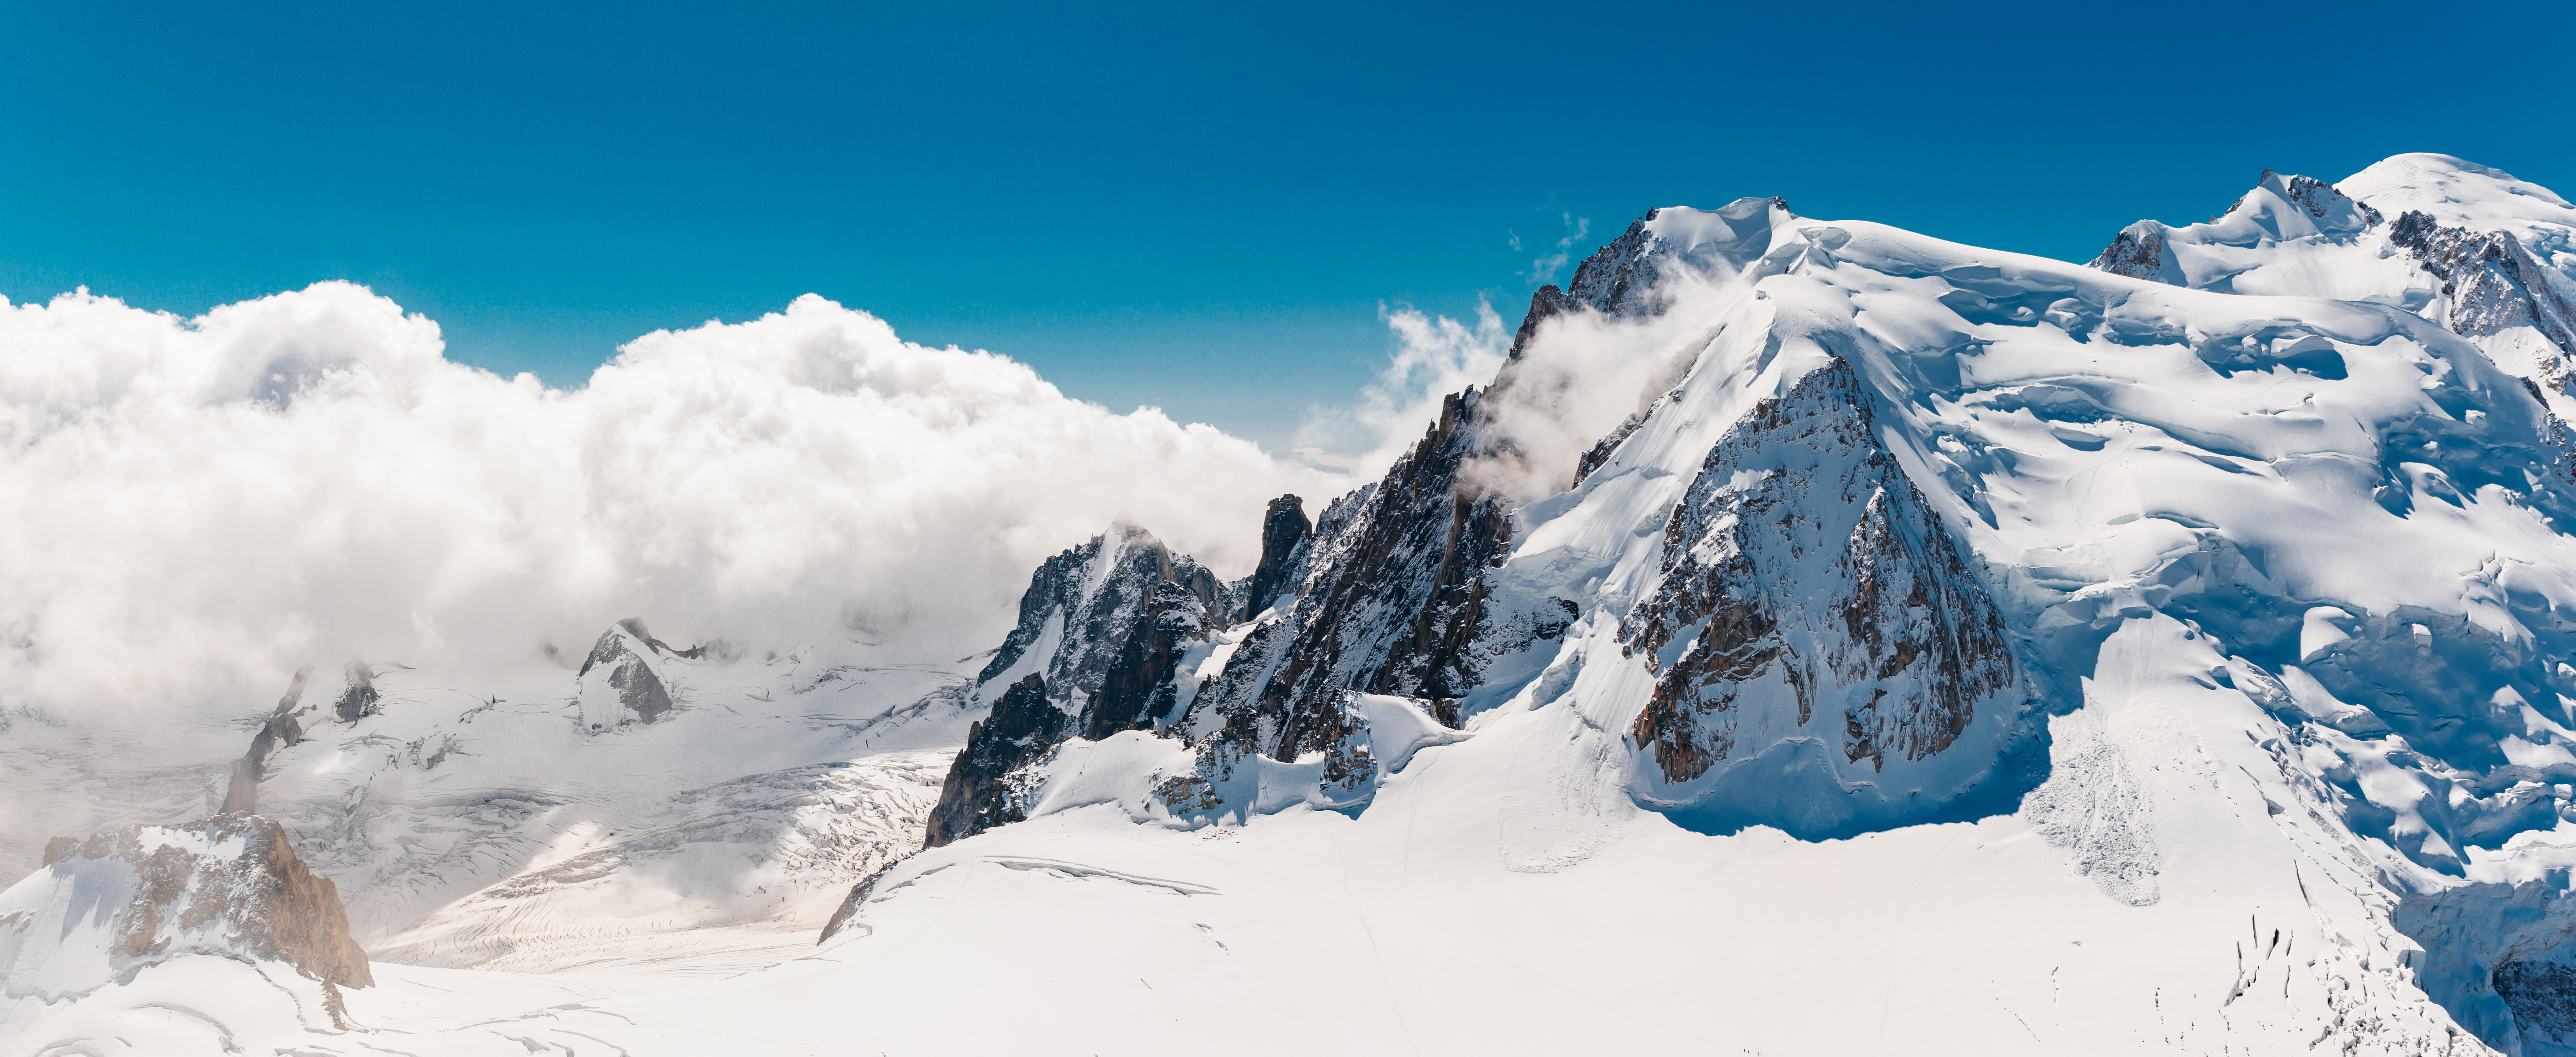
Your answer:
(2093, 156), (2576, 419)
(12, 152), (2576, 1055)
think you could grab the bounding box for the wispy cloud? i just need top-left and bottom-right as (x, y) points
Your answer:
(1291, 299), (1509, 479)
(1522, 212), (1591, 287)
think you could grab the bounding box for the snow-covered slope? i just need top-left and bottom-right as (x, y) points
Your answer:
(250, 636), (968, 974)
(2091, 154), (2576, 423)
(0, 627), (970, 986)
(13, 152), (2576, 1056)
(822, 156), (2576, 1055)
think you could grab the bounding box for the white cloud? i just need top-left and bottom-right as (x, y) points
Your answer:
(1294, 265), (1739, 499)
(1292, 300), (1509, 478)
(0, 284), (1343, 724)
(1462, 269), (1743, 501)
(1524, 213), (1591, 287)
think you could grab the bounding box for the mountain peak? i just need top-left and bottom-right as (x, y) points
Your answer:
(2341, 152), (2576, 235)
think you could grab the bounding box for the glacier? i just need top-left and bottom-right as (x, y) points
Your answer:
(10, 152), (2576, 1054)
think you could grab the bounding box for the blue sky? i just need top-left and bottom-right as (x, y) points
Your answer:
(5, 0), (2568, 452)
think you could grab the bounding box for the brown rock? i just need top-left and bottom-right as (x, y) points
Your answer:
(15, 813), (371, 989)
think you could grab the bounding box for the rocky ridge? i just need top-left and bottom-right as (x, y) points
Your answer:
(914, 194), (2022, 847)
(1619, 359), (2017, 824)
(921, 526), (1233, 846)
(0, 814), (370, 1001)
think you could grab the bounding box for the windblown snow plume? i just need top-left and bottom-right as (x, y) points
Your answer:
(0, 286), (1338, 725)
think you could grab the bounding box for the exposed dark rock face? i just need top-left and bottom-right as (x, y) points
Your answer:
(1191, 201), (1790, 761)
(2495, 960), (2576, 1039)
(950, 197), (2020, 842)
(924, 674), (1066, 847)
(2391, 208), (2576, 366)
(972, 525), (1226, 707)
(608, 660), (672, 722)
(2089, 169), (2379, 286)
(1198, 388), (1515, 761)
(1084, 580), (1214, 741)
(579, 619), (676, 726)
(3, 814), (371, 997)
(1514, 197), (1789, 354)
(1508, 284), (1575, 358)
(2089, 227), (2172, 281)
(925, 525), (1234, 846)
(817, 858), (903, 944)
(1239, 495), (1311, 620)
(222, 667), (315, 815)
(1619, 360), (2012, 781)
(1572, 415), (1648, 487)
(332, 661), (381, 723)
(2264, 169), (2381, 228)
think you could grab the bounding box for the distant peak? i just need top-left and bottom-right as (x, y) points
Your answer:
(2340, 153), (2576, 236)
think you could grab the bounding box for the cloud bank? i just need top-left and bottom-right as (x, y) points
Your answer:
(0, 284), (1343, 724)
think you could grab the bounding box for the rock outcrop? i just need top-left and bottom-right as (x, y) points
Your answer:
(923, 525), (1231, 846)
(937, 198), (1842, 833)
(1515, 196), (1789, 349)
(1239, 494), (1311, 620)
(2087, 169), (2383, 289)
(221, 667), (316, 815)
(578, 619), (679, 729)
(1234, 388), (1514, 757)
(2088, 226), (2173, 282)
(969, 525), (1227, 709)
(1619, 359), (2014, 792)
(923, 674), (1064, 847)
(331, 661), (381, 723)
(2391, 208), (2576, 364)
(0, 814), (370, 1001)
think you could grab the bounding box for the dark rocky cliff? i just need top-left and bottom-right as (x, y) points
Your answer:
(924, 525), (1233, 845)
(2391, 209), (2576, 370)
(1239, 495), (1311, 620)
(923, 674), (1064, 848)
(222, 667), (315, 815)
